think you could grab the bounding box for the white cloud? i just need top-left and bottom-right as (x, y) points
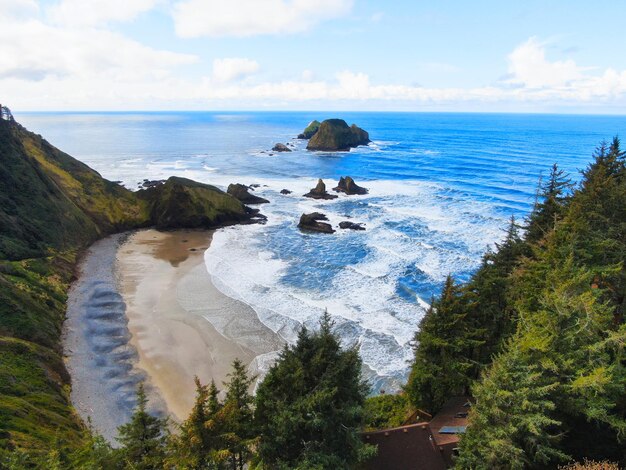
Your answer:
(506, 37), (586, 88)
(172, 0), (354, 38)
(0, 17), (196, 84)
(212, 58), (260, 83)
(47, 0), (158, 27)
(1, 29), (626, 111)
(0, 0), (39, 20)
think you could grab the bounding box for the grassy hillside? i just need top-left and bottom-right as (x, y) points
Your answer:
(0, 117), (252, 458)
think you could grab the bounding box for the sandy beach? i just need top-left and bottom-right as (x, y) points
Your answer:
(64, 229), (283, 441)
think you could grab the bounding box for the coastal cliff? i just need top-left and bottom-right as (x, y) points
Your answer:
(0, 117), (253, 454)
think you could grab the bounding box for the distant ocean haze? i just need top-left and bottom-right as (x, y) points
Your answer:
(18, 111), (626, 390)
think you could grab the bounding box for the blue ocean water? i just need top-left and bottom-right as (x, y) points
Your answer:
(18, 111), (626, 389)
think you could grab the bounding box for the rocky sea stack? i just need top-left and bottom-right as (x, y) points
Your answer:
(303, 179), (338, 200)
(333, 176), (368, 195)
(297, 120), (321, 139)
(272, 143), (291, 152)
(298, 212), (335, 234)
(306, 119), (370, 151)
(227, 183), (270, 204)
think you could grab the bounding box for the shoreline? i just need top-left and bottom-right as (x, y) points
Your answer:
(64, 229), (284, 440)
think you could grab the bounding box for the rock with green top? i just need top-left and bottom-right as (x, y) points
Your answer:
(306, 119), (370, 151)
(297, 120), (321, 139)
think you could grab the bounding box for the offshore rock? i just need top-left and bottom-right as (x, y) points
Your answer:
(227, 183), (270, 204)
(298, 212), (335, 234)
(272, 143), (291, 152)
(306, 119), (370, 151)
(297, 120), (321, 139)
(333, 176), (368, 195)
(339, 221), (366, 231)
(303, 179), (338, 200)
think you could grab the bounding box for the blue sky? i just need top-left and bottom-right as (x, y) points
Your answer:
(2, 0), (626, 112)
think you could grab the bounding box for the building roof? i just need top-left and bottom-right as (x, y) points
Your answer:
(429, 396), (471, 447)
(361, 423), (447, 470)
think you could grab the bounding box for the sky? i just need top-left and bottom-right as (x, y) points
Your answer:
(1, 0), (626, 113)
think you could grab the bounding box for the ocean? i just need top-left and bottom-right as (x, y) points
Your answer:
(17, 111), (626, 390)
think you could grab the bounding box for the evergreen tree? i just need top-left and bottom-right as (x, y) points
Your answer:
(69, 420), (120, 470)
(116, 384), (168, 470)
(169, 378), (227, 469)
(455, 346), (565, 470)
(405, 276), (481, 412)
(456, 137), (626, 467)
(254, 312), (374, 469)
(220, 360), (255, 470)
(526, 163), (573, 244)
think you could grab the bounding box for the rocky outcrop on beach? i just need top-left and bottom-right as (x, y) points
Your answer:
(303, 179), (338, 200)
(297, 120), (321, 139)
(272, 143), (291, 152)
(306, 119), (370, 151)
(333, 176), (368, 195)
(298, 212), (335, 234)
(143, 178), (256, 229)
(339, 221), (366, 231)
(226, 183), (270, 205)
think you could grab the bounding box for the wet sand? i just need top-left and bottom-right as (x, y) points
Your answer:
(118, 229), (283, 420)
(64, 229), (283, 441)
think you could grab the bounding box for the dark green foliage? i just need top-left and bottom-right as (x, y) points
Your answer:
(454, 139), (626, 468)
(455, 347), (565, 470)
(116, 384), (168, 470)
(220, 360), (255, 470)
(306, 119), (370, 151)
(141, 177), (250, 230)
(405, 276), (482, 412)
(254, 312), (374, 469)
(169, 378), (228, 469)
(362, 393), (412, 430)
(526, 163), (573, 245)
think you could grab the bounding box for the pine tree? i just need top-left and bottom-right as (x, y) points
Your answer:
(526, 163), (573, 244)
(455, 346), (565, 470)
(405, 276), (481, 412)
(254, 312), (374, 469)
(170, 377), (227, 469)
(220, 360), (255, 470)
(116, 384), (168, 470)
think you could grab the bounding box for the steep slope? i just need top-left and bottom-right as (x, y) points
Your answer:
(0, 120), (148, 260)
(0, 117), (252, 456)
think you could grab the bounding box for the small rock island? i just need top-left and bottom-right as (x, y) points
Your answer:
(298, 212), (335, 234)
(303, 179), (338, 200)
(305, 119), (370, 151)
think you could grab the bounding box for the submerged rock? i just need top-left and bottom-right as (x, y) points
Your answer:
(297, 120), (321, 139)
(280, 189), (292, 195)
(333, 176), (368, 195)
(303, 179), (338, 200)
(272, 143), (291, 152)
(306, 119), (370, 151)
(227, 183), (270, 204)
(339, 221), (366, 231)
(298, 212), (335, 234)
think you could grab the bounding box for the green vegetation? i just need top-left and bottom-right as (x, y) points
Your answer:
(362, 393), (412, 431)
(406, 138), (626, 468)
(0, 116), (254, 461)
(255, 312), (374, 469)
(306, 119), (370, 151)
